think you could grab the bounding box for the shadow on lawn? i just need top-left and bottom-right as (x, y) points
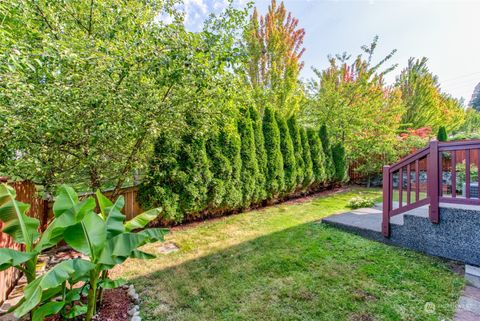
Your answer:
(127, 221), (463, 321)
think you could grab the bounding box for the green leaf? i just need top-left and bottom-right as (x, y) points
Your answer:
(124, 208), (162, 231)
(32, 301), (64, 321)
(64, 303), (87, 318)
(0, 248), (36, 271)
(64, 211), (106, 260)
(99, 278), (127, 289)
(52, 185), (79, 218)
(35, 198), (96, 252)
(95, 191), (126, 238)
(137, 228), (168, 243)
(14, 278), (42, 317)
(0, 183), (40, 248)
(130, 249), (156, 260)
(15, 259), (95, 317)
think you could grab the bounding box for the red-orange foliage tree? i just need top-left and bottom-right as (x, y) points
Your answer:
(244, 0), (305, 116)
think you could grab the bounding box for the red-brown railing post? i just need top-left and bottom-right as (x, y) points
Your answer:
(382, 165), (391, 237)
(427, 140), (439, 223)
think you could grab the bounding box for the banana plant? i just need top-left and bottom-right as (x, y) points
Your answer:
(17, 188), (166, 320)
(1, 184), (166, 320)
(0, 184), (96, 284)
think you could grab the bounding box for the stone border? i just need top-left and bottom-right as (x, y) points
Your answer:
(125, 284), (141, 321)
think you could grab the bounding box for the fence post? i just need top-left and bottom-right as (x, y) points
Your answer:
(427, 140), (439, 223)
(382, 165), (391, 237)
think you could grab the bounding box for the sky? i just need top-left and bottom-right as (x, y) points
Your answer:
(182, 0), (480, 104)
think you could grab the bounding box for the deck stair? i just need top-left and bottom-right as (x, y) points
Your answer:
(323, 139), (480, 266)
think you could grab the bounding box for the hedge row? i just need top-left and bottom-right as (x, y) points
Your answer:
(138, 107), (348, 223)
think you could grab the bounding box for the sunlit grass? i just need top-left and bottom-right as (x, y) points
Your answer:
(113, 187), (463, 321)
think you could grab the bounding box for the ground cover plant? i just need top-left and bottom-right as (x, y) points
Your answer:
(113, 188), (464, 321)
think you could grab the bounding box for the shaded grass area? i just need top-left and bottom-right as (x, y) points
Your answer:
(113, 188), (463, 321)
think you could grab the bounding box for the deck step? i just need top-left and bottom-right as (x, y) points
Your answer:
(321, 204), (480, 266)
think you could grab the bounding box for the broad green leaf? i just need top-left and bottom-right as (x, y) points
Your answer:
(32, 301), (64, 321)
(130, 249), (156, 260)
(40, 259), (95, 289)
(0, 184), (40, 248)
(98, 192), (126, 238)
(35, 198), (96, 252)
(52, 185), (79, 218)
(16, 259), (95, 317)
(99, 278), (127, 289)
(14, 278), (42, 317)
(137, 228), (168, 243)
(124, 207), (162, 231)
(0, 248), (36, 271)
(64, 211), (106, 261)
(64, 304), (87, 318)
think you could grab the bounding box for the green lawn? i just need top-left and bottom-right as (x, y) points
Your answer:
(113, 188), (463, 321)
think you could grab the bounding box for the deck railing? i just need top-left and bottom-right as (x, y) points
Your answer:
(382, 139), (480, 237)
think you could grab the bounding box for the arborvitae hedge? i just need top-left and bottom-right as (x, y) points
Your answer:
(249, 106), (268, 201)
(206, 131), (230, 209)
(332, 143), (348, 183)
(262, 106), (284, 198)
(219, 122), (243, 209)
(300, 127), (313, 188)
(276, 112), (297, 194)
(237, 108), (259, 207)
(139, 112), (348, 224)
(319, 124), (335, 182)
(307, 128), (325, 185)
(288, 115), (304, 189)
(177, 131), (212, 218)
(137, 133), (182, 222)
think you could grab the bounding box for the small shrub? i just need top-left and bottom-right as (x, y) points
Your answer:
(347, 195), (375, 209)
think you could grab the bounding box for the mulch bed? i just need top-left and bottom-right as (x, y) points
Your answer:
(44, 287), (131, 321)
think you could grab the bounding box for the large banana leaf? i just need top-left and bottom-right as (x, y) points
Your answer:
(32, 301), (64, 321)
(52, 185), (79, 217)
(0, 248), (36, 271)
(124, 207), (162, 232)
(98, 228), (167, 268)
(15, 259), (95, 317)
(64, 211), (106, 261)
(0, 184), (39, 248)
(35, 197), (96, 253)
(95, 190), (126, 238)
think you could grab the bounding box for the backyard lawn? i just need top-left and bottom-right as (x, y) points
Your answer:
(113, 188), (464, 321)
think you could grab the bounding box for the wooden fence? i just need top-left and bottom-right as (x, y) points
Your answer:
(0, 181), (143, 304)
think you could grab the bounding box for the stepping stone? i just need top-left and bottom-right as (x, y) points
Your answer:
(158, 243), (179, 254)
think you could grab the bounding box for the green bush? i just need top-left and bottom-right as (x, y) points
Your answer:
(138, 133), (182, 222)
(437, 126), (448, 141)
(249, 106), (268, 202)
(237, 108), (259, 207)
(207, 132), (230, 209)
(207, 122), (243, 210)
(307, 128), (326, 185)
(319, 124), (335, 182)
(219, 122), (243, 209)
(300, 127), (313, 188)
(263, 105), (285, 198)
(276, 112), (297, 194)
(332, 142), (348, 183)
(347, 195), (375, 209)
(288, 115), (304, 188)
(177, 130), (212, 217)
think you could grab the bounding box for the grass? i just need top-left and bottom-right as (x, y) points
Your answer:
(113, 187), (464, 321)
